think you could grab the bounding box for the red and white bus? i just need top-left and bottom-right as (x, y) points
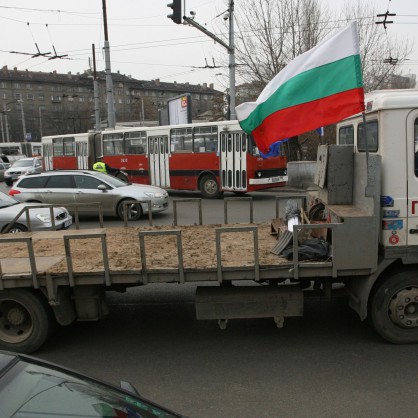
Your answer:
(42, 120), (287, 198)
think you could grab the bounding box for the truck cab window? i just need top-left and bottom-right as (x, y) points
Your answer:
(339, 125), (354, 144)
(414, 118), (418, 177)
(357, 120), (378, 152)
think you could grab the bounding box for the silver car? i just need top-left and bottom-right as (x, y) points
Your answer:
(0, 191), (72, 233)
(0, 162), (11, 181)
(10, 170), (169, 220)
(4, 157), (43, 186)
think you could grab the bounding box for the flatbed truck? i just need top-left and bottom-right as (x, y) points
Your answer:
(0, 89), (418, 353)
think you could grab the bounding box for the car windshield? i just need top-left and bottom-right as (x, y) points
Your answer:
(0, 191), (18, 208)
(94, 172), (127, 188)
(0, 359), (180, 418)
(11, 160), (33, 168)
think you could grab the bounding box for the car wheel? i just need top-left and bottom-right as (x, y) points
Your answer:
(200, 174), (222, 199)
(5, 178), (13, 186)
(4, 223), (28, 234)
(117, 200), (143, 221)
(0, 289), (54, 353)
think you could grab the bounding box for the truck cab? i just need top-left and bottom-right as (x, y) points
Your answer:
(336, 89), (418, 251)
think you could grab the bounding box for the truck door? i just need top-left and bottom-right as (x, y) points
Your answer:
(148, 136), (170, 188)
(220, 131), (247, 191)
(407, 111), (418, 245)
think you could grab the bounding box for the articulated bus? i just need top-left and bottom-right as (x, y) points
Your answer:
(42, 120), (287, 198)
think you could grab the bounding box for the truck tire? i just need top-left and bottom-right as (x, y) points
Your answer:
(0, 289), (53, 353)
(117, 199), (143, 221)
(370, 270), (418, 344)
(200, 174), (221, 199)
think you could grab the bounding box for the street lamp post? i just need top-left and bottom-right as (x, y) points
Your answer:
(2, 100), (27, 142)
(19, 100), (27, 141)
(3, 103), (10, 142)
(39, 106), (43, 138)
(0, 113), (4, 142)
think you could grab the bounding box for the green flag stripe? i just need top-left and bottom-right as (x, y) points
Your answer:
(240, 55), (363, 133)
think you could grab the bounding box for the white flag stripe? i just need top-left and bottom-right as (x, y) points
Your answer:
(236, 22), (360, 121)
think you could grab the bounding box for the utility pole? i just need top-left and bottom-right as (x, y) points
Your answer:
(3, 103), (9, 142)
(0, 113), (4, 142)
(92, 44), (101, 131)
(102, 0), (116, 128)
(19, 100), (27, 141)
(228, 1), (236, 120)
(168, 0), (237, 120)
(38, 107), (43, 138)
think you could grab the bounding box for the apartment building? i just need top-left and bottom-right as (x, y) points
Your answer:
(0, 65), (221, 142)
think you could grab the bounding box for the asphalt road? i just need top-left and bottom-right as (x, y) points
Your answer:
(1, 182), (418, 417)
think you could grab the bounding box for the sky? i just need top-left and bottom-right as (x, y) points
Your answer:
(0, 0), (417, 92)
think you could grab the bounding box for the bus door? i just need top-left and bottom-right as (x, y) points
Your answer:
(148, 136), (170, 187)
(76, 141), (89, 170)
(220, 131), (247, 191)
(43, 142), (53, 171)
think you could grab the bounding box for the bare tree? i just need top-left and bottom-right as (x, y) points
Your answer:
(233, 0), (332, 88)
(232, 0), (412, 94)
(340, 1), (412, 91)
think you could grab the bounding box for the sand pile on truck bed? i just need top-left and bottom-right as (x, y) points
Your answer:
(0, 222), (289, 274)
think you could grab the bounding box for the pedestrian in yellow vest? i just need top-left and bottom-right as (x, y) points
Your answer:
(93, 156), (112, 174)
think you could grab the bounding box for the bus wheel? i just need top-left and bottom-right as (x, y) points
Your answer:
(370, 270), (418, 344)
(0, 289), (53, 353)
(200, 174), (221, 199)
(117, 200), (143, 221)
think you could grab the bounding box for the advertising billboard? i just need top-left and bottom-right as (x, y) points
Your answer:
(167, 93), (192, 125)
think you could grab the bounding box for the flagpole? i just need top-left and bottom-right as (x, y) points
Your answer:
(362, 111), (373, 197)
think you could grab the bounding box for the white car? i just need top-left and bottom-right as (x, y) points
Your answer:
(10, 170), (169, 220)
(0, 191), (72, 233)
(4, 157), (43, 186)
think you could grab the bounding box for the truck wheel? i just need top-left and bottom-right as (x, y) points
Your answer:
(200, 174), (221, 199)
(117, 200), (143, 221)
(0, 289), (53, 353)
(370, 270), (418, 344)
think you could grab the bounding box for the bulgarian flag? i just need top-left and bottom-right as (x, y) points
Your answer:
(236, 22), (365, 154)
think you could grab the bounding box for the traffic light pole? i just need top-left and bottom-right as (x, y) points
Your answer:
(171, 0), (237, 120)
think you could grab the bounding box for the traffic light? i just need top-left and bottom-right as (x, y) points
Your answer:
(167, 0), (182, 25)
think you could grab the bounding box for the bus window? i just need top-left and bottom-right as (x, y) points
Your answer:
(125, 131), (147, 154)
(241, 134), (247, 152)
(52, 138), (63, 156)
(358, 120), (378, 152)
(63, 137), (75, 156)
(339, 125), (354, 145)
(32, 145), (42, 156)
(248, 135), (260, 156)
(103, 133), (124, 155)
(193, 126), (218, 152)
(171, 128), (192, 152)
